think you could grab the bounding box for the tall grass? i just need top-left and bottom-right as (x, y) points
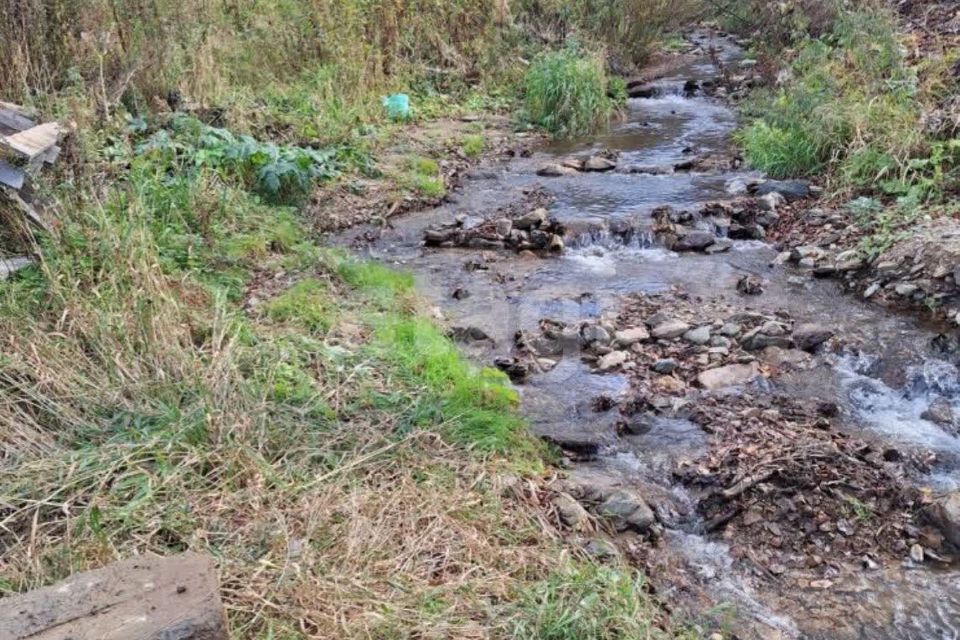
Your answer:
(524, 48), (616, 137)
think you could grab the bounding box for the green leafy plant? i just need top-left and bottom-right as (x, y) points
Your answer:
(137, 116), (339, 204)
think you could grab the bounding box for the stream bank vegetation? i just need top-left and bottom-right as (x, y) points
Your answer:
(1, 0), (705, 637)
(729, 0), (959, 248)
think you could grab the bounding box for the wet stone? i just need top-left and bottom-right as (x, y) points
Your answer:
(598, 489), (656, 532)
(697, 361), (761, 390)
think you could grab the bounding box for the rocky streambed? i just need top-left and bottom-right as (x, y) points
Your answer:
(335, 31), (960, 639)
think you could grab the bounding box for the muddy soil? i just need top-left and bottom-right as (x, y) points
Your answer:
(333, 31), (960, 640)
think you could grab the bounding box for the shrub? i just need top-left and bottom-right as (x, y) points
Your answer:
(524, 48), (614, 138)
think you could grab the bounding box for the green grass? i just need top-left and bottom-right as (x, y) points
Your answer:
(511, 563), (693, 639)
(461, 134), (486, 157)
(523, 47), (615, 138)
(265, 278), (332, 334)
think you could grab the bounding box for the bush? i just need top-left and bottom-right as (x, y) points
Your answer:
(524, 48), (614, 137)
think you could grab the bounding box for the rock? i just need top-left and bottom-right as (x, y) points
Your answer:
(651, 319), (691, 340)
(621, 413), (654, 435)
(705, 238), (734, 254)
(598, 490), (656, 532)
(928, 491), (960, 547)
(495, 218), (513, 236)
(561, 157), (584, 171)
(537, 164), (575, 177)
(754, 179), (811, 201)
(683, 325), (712, 345)
(675, 230), (717, 251)
(922, 397), (956, 429)
(614, 326), (650, 345)
(758, 192), (786, 211)
(759, 320), (789, 336)
(756, 210), (779, 227)
(581, 324), (611, 345)
(719, 323), (741, 337)
(737, 275), (763, 295)
(651, 358), (679, 374)
(514, 207), (548, 230)
(597, 351), (628, 371)
(697, 362), (761, 390)
(549, 234), (565, 252)
(583, 156), (617, 172)
(790, 245), (827, 263)
(741, 329), (794, 351)
(553, 493), (591, 530)
(584, 538), (620, 559)
(451, 287), (470, 300)
(793, 324), (834, 352)
(910, 543), (925, 563)
(494, 356), (530, 382)
(451, 326), (493, 342)
(864, 283), (881, 299)
(895, 282), (919, 297)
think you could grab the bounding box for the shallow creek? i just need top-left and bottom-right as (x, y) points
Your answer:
(335, 33), (960, 639)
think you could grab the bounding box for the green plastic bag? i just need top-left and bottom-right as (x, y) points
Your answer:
(382, 93), (411, 121)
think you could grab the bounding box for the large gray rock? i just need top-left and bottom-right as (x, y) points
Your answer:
(697, 362), (761, 390)
(928, 491), (960, 547)
(583, 156), (617, 172)
(754, 179), (811, 202)
(614, 326), (650, 346)
(514, 208), (548, 230)
(675, 230), (717, 252)
(683, 325), (712, 345)
(741, 328), (794, 351)
(651, 319), (691, 340)
(793, 324), (835, 352)
(598, 489), (656, 532)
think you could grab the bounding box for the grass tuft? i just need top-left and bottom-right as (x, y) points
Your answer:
(524, 47), (615, 138)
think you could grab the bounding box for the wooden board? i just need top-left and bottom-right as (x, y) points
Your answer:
(0, 552), (229, 640)
(0, 101), (36, 135)
(0, 122), (61, 162)
(0, 160), (25, 189)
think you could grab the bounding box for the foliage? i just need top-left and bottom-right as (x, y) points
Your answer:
(738, 8), (959, 205)
(524, 47), (614, 137)
(136, 116), (339, 204)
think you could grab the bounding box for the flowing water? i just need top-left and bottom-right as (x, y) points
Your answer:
(335, 33), (960, 639)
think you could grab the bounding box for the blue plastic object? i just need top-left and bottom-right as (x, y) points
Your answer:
(382, 93), (411, 121)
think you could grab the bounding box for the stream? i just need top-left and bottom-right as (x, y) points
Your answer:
(334, 32), (960, 640)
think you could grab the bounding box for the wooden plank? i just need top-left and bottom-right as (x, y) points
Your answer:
(0, 159), (26, 189)
(0, 552), (229, 640)
(0, 122), (61, 162)
(0, 101), (36, 135)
